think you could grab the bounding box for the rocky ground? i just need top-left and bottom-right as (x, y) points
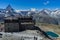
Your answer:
(0, 30), (51, 40)
(36, 23), (60, 34)
(0, 22), (60, 40)
(36, 23), (60, 40)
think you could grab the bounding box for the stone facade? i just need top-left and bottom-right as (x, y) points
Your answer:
(4, 16), (35, 32)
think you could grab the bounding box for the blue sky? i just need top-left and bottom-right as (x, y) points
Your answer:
(0, 0), (60, 10)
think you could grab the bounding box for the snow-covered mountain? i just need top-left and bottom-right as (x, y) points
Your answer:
(0, 5), (60, 18)
(0, 5), (60, 24)
(37, 9), (51, 17)
(51, 10), (60, 18)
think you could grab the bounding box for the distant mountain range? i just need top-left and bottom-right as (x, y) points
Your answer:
(0, 5), (60, 25)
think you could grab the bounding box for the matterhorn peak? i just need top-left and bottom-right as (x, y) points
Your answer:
(5, 4), (14, 12)
(6, 4), (13, 10)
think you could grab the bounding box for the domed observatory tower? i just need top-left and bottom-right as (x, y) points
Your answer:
(4, 16), (35, 32)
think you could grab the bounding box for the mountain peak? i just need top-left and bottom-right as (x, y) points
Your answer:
(6, 4), (12, 9)
(6, 4), (13, 10)
(5, 4), (14, 12)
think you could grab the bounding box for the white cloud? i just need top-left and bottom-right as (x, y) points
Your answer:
(15, 10), (20, 12)
(30, 8), (36, 11)
(43, 1), (50, 5)
(55, 8), (59, 10)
